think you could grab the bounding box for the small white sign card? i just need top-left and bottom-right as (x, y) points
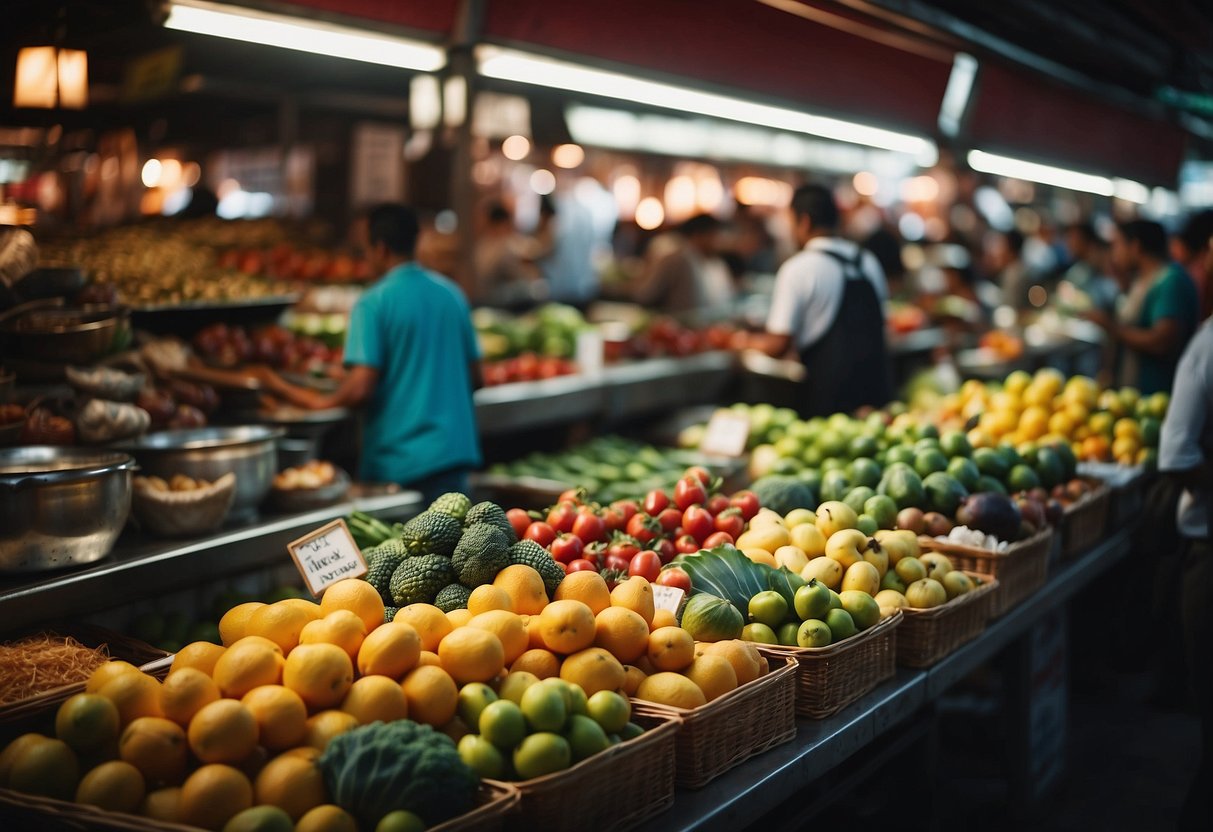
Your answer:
(651, 584), (686, 616)
(700, 411), (750, 457)
(288, 519), (369, 597)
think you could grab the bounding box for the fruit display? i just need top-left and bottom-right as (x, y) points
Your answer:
(474, 304), (588, 363)
(273, 461), (338, 491)
(606, 316), (736, 362)
(217, 242), (371, 285)
(488, 437), (734, 505)
(482, 353), (578, 387)
(193, 323), (343, 377)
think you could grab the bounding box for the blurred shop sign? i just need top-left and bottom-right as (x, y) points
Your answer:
(351, 123), (405, 208)
(122, 47), (184, 104)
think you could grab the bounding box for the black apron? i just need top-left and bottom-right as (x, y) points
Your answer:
(796, 246), (893, 417)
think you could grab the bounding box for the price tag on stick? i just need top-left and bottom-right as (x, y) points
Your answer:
(700, 411), (750, 457)
(651, 584), (686, 617)
(288, 519), (368, 598)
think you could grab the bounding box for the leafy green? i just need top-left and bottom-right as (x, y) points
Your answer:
(669, 545), (772, 612)
(766, 567), (806, 612)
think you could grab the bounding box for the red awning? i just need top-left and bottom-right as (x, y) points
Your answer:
(968, 62), (1187, 186)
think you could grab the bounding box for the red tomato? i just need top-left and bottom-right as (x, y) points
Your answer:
(685, 466), (712, 486)
(674, 534), (700, 554)
(643, 489), (670, 516)
(682, 506), (714, 543)
(607, 538), (641, 562)
(600, 507), (626, 534)
(674, 476), (708, 512)
(547, 501), (578, 534)
(730, 490), (761, 521)
(558, 488), (585, 505)
(507, 508), (532, 539)
(567, 558), (599, 573)
(550, 533), (584, 565)
(714, 508), (745, 539)
(628, 550), (663, 582)
(706, 494), (731, 516)
(611, 500), (639, 525)
(703, 531), (734, 548)
(626, 513), (661, 544)
(656, 567), (692, 592)
(652, 538), (677, 565)
(583, 542), (606, 569)
(605, 553), (632, 572)
(656, 507), (683, 534)
(524, 521), (557, 547)
(572, 511), (606, 544)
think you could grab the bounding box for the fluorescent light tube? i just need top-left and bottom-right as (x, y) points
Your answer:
(166, 0), (445, 72)
(479, 45), (936, 161)
(967, 150), (1116, 197)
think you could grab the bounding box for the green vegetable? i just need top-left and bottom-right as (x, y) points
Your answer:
(429, 492), (472, 522)
(347, 511), (396, 549)
(750, 475), (816, 515)
(434, 583), (472, 613)
(680, 592), (744, 641)
(398, 511), (463, 557)
(463, 502), (516, 542)
(365, 544), (406, 605)
(390, 555), (457, 606)
(452, 524), (510, 588)
(670, 545), (772, 612)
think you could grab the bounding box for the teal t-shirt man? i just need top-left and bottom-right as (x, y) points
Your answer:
(258, 204), (482, 501)
(1132, 264), (1199, 395)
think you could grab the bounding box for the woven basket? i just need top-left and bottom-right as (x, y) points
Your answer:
(630, 653), (797, 788)
(1060, 481), (1111, 560)
(918, 527), (1053, 618)
(758, 610), (901, 720)
(896, 573), (998, 667)
(486, 710), (680, 832)
(0, 780), (519, 832)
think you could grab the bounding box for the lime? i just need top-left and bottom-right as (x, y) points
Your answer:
(847, 457), (883, 489)
(825, 608), (858, 641)
(776, 622), (800, 646)
(458, 734), (507, 778)
(521, 683), (568, 733)
(222, 806), (294, 832)
(565, 714), (610, 762)
(376, 810), (426, 832)
(513, 733), (572, 780)
(856, 514), (879, 536)
(457, 683), (498, 729)
(864, 495), (898, 529)
(479, 699), (527, 749)
(741, 623), (778, 644)
(946, 457), (980, 490)
(748, 591), (789, 629)
(586, 690), (630, 734)
(843, 486), (876, 516)
(498, 671), (540, 705)
(1008, 464), (1041, 492)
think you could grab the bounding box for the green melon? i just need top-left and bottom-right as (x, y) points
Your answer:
(679, 593), (744, 643)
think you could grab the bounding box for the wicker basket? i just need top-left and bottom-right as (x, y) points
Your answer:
(486, 710), (680, 832)
(918, 527), (1053, 618)
(758, 610), (901, 720)
(896, 573), (998, 667)
(630, 653), (797, 788)
(1060, 481), (1111, 560)
(0, 780), (519, 832)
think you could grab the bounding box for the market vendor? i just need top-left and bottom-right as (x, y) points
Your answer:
(1085, 219), (1197, 395)
(250, 203), (483, 501)
(747, 184), (892, 416)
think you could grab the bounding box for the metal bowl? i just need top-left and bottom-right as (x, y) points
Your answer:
(0, 446), (135, 572)
(114, 426), (284, 520)
(0, 303), (131, 365)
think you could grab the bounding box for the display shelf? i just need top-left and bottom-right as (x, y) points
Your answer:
(0, 489), (422, 634)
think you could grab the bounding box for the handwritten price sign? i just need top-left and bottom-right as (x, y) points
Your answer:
(288, 518), (368, 597)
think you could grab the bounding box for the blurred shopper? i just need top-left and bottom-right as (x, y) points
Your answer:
(632, 214), (734, 315)
(1173, 210), (1213, 321)
(750, 184), (892, 416)
(1087, 219), (1197, 395)
(536, 194), (600, 308)
(1059, 223), (1119, 316)
(251, 203), (482, 502)
(1159, 317), (1213, 830)
(987, 229), (1032, 311)
(472, 200), (541, 308)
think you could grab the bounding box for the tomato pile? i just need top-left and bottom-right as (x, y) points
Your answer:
(507, 468), (760, 593)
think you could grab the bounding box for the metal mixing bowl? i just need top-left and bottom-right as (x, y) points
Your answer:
(115, 426), (284, 520)
(0, 446), (135, 572)
(0, 303), (131, 365)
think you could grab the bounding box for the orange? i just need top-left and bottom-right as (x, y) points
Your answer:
(392, 604), (452, 652)
(170, 642), (226, 677)
(0, 734), (49, 787)
(279, 598), (324, 621)
(416, 650), (442, 668)
(468, 584), (513, 615)
(319, 579), (385, 633)
(523, 614), (546, 650)
(446, 608), (474, 628)
(283, 643), (354, 710)
(218, 602), (265, 647)
(400, 665), (458, 726)
(650, 608), (678, 631)
(635, 672), (707, 710)
(303, 710), (357, 750)
(55, 693), (120, 754)
(593, 607), (650, 663)
(467, 610), (529, 664)
(295, 804), (358, 832)
(246, 602), (313, 654)
(610, 577), (655, 625)
(140, 786), (182, 822)
(119, 717), (188, 785)
(510, 648), (561, 679)
(492, 565), (549, 615)
(241, 685), (308, 751)
(159, 668), (220, 727)
(178, 764), (253, 831)
(99, 672), (164, 724)
(188, 699), (259, 764)
(538, 600), (596, 654)
(253, 752), (328, 820)
(357, 621), (422, 679)
(621, 665), (646, 696)
(647, 627), (695, 672)
(212, 639), (285, 699)
(86, 660), (141, 694)
(299, 610), (367, 661)
(683, 655), (738, 702)
(559, 647), (626, 697)
(6, 736), (77, 800)
(75, 759), (145, 813)
(340, 675), (409, 724)
(704, 640), (763, 686)
(437, 627), (505, 684)
(554, 571), (611, 614)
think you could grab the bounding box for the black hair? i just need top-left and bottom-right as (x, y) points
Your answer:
(367, 203), (420, 256)
(1003, 229), (1025, 256)
(790, 184), (839, 230)
(680, 213), (722, 237)
(486, 201), (511, 224)
(1178, 210), (1213, 254)
(1119, 219), (1169, 260)
(1067, 223), (1102, 246)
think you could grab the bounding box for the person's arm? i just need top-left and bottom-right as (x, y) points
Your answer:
(1090, 313), (1183, 358)
(257, 365), (378, 411)
(750, 256), (802, 358)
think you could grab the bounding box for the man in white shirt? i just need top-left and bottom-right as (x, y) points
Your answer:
(751, 184), (892, 416)
(1159, 317), (1213, 830)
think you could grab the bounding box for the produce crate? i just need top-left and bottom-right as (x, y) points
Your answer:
(918, 527), (1053, 618)
(896, 573), (998, 668)
(0, 780), (519, 832)
(486, 710), (680, 832)
(1060, 481), (1111, 560)
(1077, 461), (1149, 528)
(758, 611), (901, 720)
(630, 653), (797, 788)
